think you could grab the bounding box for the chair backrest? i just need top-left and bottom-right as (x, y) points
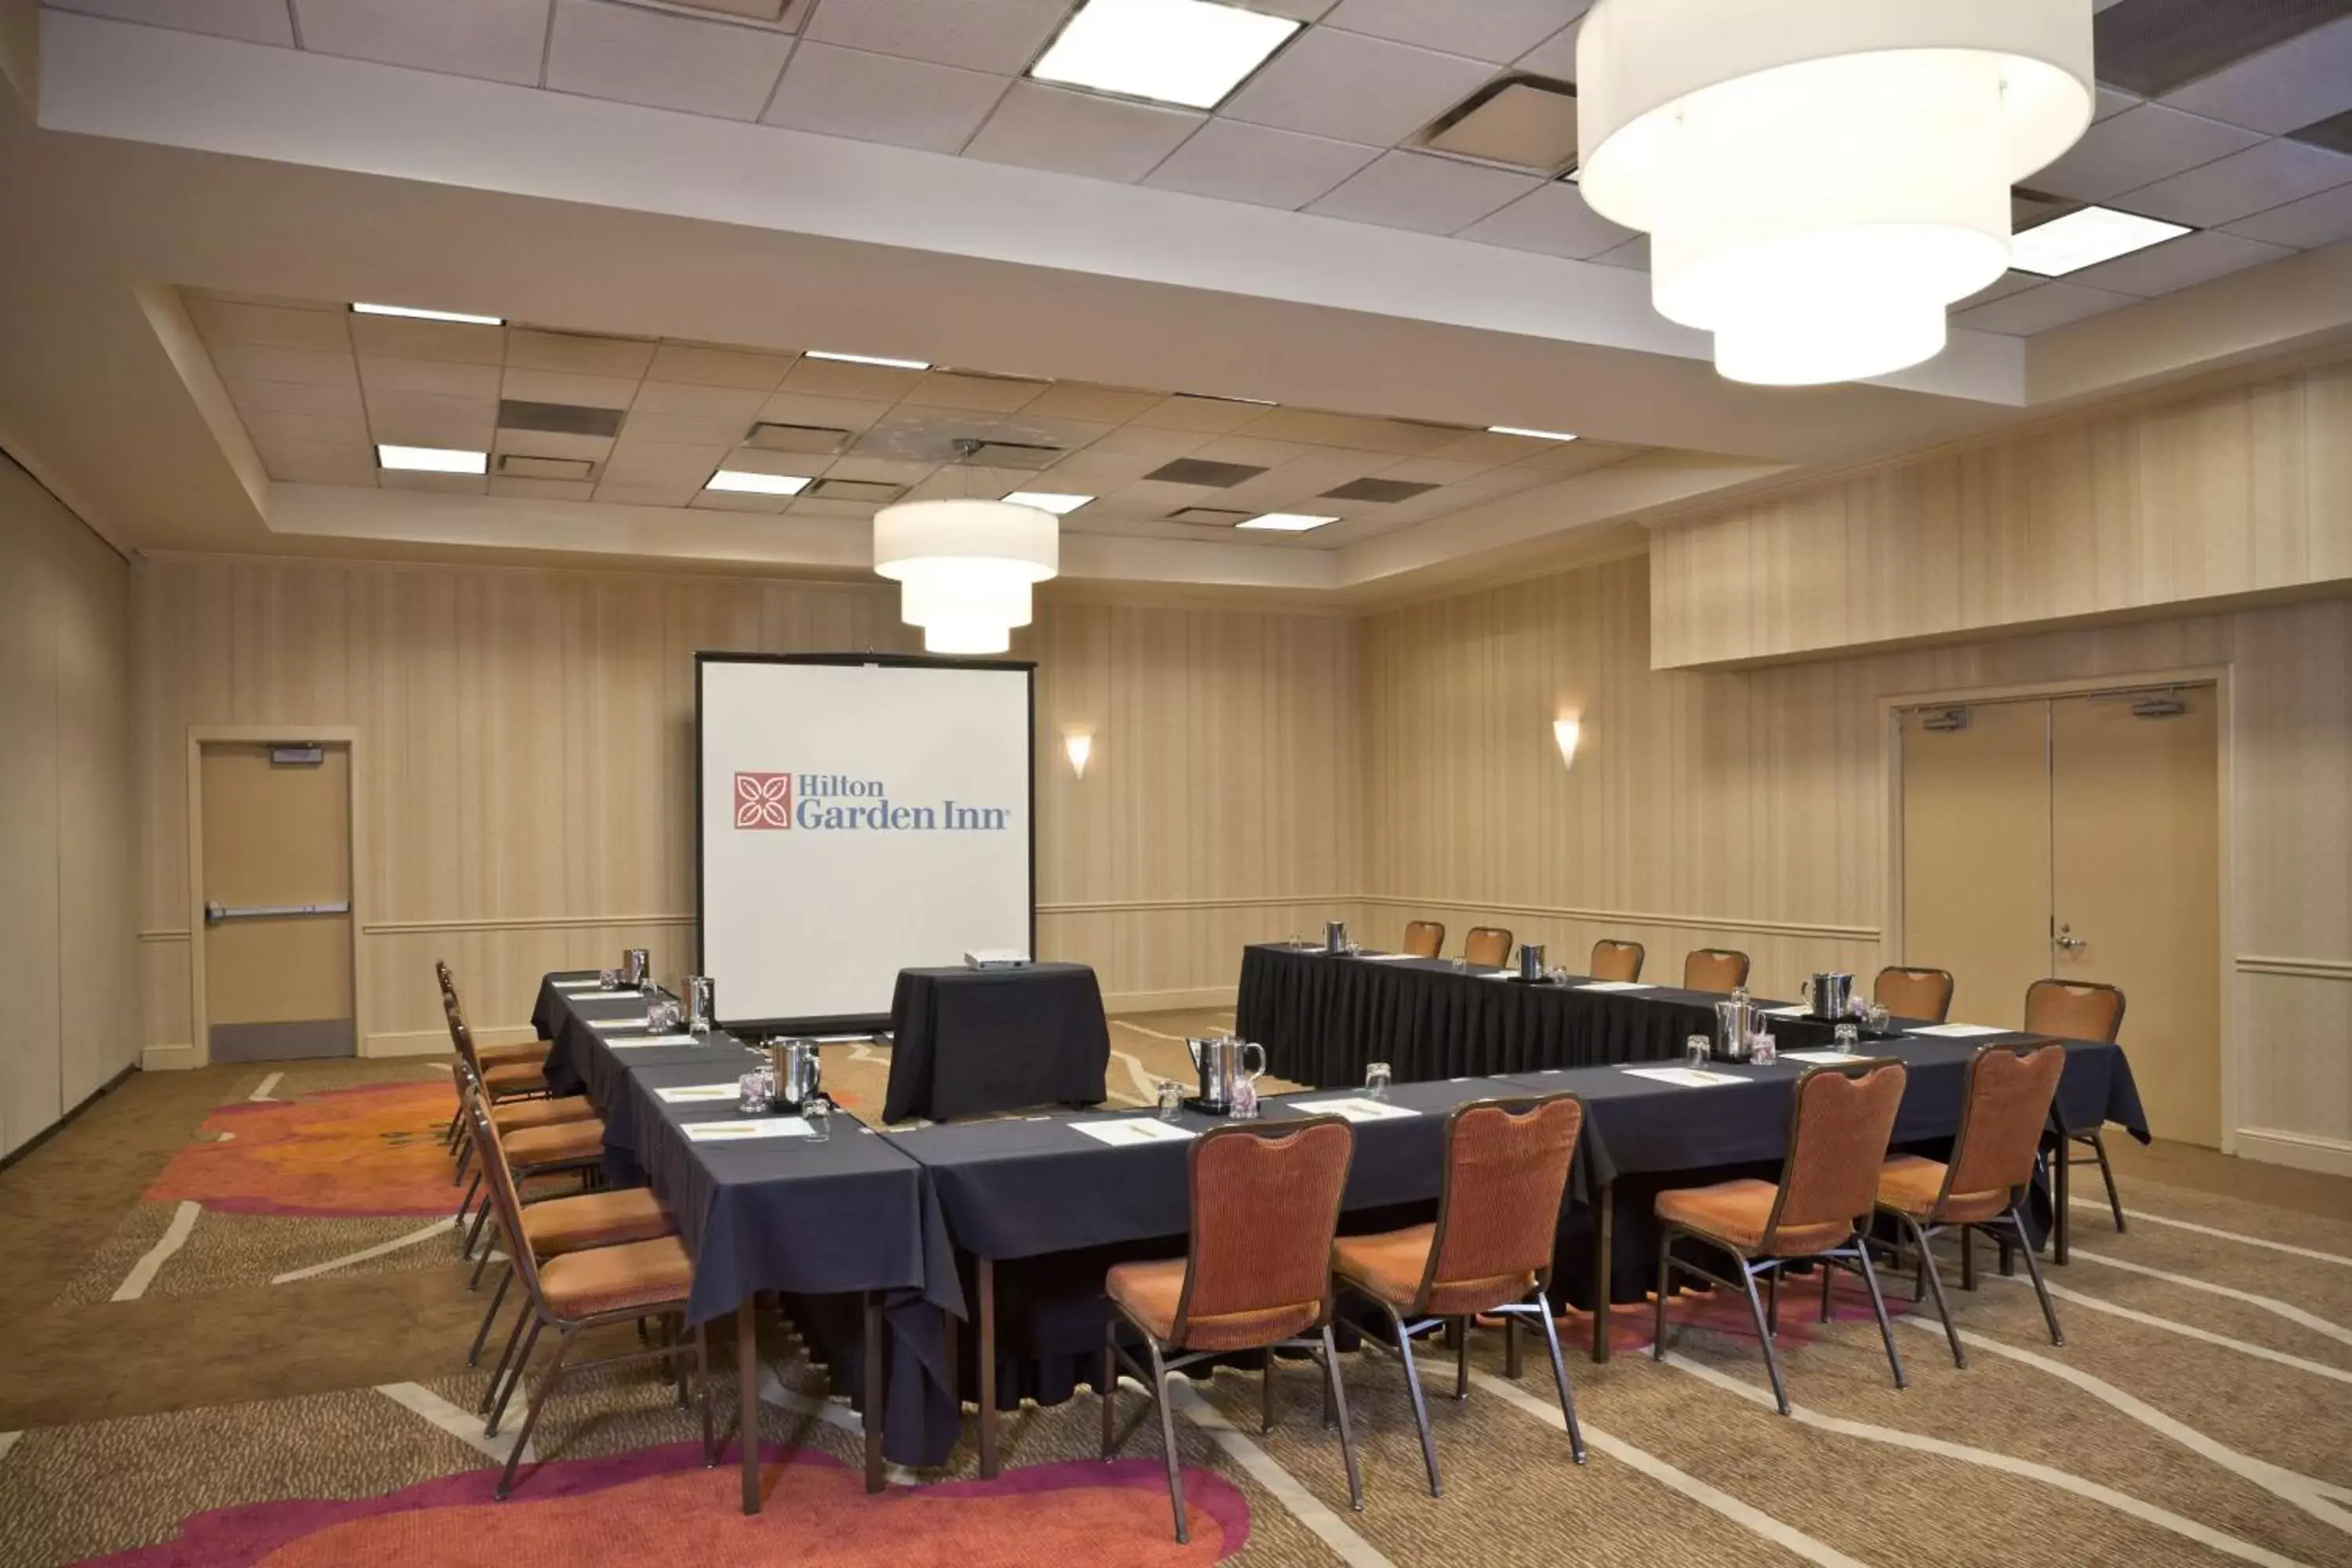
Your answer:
(2024, 978), (2125, 1042)
(1683, 948), (1751, 993)
(1762, 1058), (1907, 1251)
(443, 993), (486, 1076)
(1589, 939), (1645, 983)
(1464, 927), (1514, 967)
(465, 1096), (550, 1306)
(1421, 1094), (1583, 1312)
(435, 958), (456, 1000)
(1401, 920), (1446, 960)
(1172, 1117), (1354, 1352)
(1944, 1042), (2067, 1203)
(1875, 966), (1955, 1022)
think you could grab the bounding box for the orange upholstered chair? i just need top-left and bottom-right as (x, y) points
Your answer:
(437, 960), (563, 1155)
(1332, 1094), (1587, 1495)
(1463, 927), (1514, 967)
(1402, 920), (1446, 959)
(448, 1000), (604, 1274)
(1875, 966), (1955, 1023)
(1877, 1042), (2067, 1367)
(1682, 948), (1751, 993)
(1653, 1058), (1909, 1414)
(1102, 1118), (1360, 1543)
(2024, 978), (2128, 1236)
(1588, 939), (1646, 983)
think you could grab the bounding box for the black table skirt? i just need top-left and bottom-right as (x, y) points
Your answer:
(885, 963), (1110, 1123)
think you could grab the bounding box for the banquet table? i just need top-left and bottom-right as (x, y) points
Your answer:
(884, 962), (1111, 1123)
(529, 975), (963, 1507)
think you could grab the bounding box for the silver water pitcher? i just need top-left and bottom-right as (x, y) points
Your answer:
(1186, 1034), (1267, 1113)
(686, 975), (715, 1033)
(1519, 942), (1547, 981)
(1715, 991), (1755, 1062)
(768, 1037), (822, 1109)
(1324, 920), (1347, 955)
(1806, 971), (1856, 1020)
(622, 947), (652, 991)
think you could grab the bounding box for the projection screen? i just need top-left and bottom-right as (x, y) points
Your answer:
(696, 653), (1035, 1032)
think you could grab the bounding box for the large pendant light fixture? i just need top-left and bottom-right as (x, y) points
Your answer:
(1577, 0), (2095, 387)
(873, 442), (1058, 655)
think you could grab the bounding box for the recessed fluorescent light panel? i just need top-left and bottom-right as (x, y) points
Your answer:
(2010, 205), (2191, 277)
(1031, 0), (1301, 111)
(804, 350), (931, 371)
(1486, 426), (1579, 442)
(1004, 491), (1094, 514)
(376, 444), (487, 474)
(1236, 512), (1337, 532)
(352, 303), (504, 326)
(706, 470), (812, 495)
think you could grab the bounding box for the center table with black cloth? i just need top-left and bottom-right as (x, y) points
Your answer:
(884, 961), (1111, 1123)
(1236, 942), (1766, 1086)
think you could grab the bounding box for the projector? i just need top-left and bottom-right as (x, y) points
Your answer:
(964, 949), (1032, 970)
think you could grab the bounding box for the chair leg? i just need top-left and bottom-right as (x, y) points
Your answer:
(452, 1134), (473, 1185)
(1851, 1241), (1907, 1392)
(1100, 1316), (1119, 1460)
(1652, 1228), (1675, 1360)
(468, 1266), (514, 1366)
(1260, 1348), (1276, 1435)
(1388, 1307), (1442, 1497)
(1959, 1224), (1977, 1291)
(2009, 1205), (2067, 1347)
(1454, 1316), (1469, 1403)
(1820, 1255), (1834, 1323)
(463, 1192), (493, 1261)
(480, 1297), (532, 1414)
(698, 1323), (716, 1467)
(1530, 1297), (1585, 1465)
(1766, 1267), (1781, 1338)
(1503, 1313), (1522, 1380)
(452, 1168), (480, 1228)
(2087, 1131), (2126, 1232)
(672, 1315), (691, 1408)
(1734, 1262), (1791, 1416)
(486, 1316), (542, 1437)
(468, 1229), (497, 1290)
(1319, 1324), (1363, 1514)
(1900, 1216), (1965, 1370)
(1145, 1341), (1187, 1545)
(496, 1327), (572, 1499)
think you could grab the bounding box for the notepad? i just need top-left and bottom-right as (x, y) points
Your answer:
(1356, 953), (1417, 962)
(1781, 1050), (1862, 1065)
(609, 1034), (699, 1049)
(1909, 1023), (2009, 1038)
(1579, 981), (1656, 993)
(589, 1018), (654, 1032)
(1291, 1096), (1419, 1123)
(1622, 1066), (1744, 1087)
(656, 1083), (741, 1103)
(1071, 1118), (1195, 1147)
(684, 1117), (811, 1142)
(1478, 970), (1515, 981)
(1760, 1004), (1812, 1018)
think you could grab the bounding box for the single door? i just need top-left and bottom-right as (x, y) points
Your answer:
(200, 742), (355, 1062)
(2051, 690), (2222, 1146)
(1900, 700), (2052, 1030)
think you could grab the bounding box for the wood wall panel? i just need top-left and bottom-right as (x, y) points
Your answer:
(132, 558), (1360, 1056)
(1652, 359), (2352, 669)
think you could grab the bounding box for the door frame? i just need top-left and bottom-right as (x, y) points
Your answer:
(1879, 665), (2237, 1153)
(186, 724), (371, 1070)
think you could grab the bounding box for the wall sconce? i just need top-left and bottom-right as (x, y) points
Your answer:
(1065, 731), (1093, 779)
(1552, 717), (1581, 769)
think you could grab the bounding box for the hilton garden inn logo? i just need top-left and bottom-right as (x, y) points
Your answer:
(732, 771), (1010, 833)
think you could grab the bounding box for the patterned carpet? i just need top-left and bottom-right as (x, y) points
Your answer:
(2, 1018), (2347, 1568)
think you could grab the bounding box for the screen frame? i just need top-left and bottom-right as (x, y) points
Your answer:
(693, 649), (1038, 1037)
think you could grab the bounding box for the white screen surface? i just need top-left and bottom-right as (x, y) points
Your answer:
(699, 657), (1033, 1025)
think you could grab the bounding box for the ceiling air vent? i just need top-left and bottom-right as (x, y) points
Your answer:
(1420, 74), (1579, 173)
(498, 454), (596, 481)
(808, 477), (906, 503)
(1145, 458), (1269, 487)
(968, 440), (1062, 471)
(745, 422), (854, 455)
(1167, 506), (1252, 527)
(498, 400), (626, 437)
(1322, 477), (1438, 503)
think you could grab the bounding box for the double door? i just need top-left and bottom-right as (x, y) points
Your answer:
(1898, 687), (2220, 1146)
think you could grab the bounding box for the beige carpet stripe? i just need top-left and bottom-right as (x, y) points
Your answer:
(756, 1364), (921, 1486)
(2074, 1202), (2352, 1269)
(376, 1381), (533, 1465)
(271, 1219), (455, 1285)
(1106, 1047), (1157, 1107)
(0, 1432), (19, 1468)
(1988, 1274), (2352, 1387)
(1660, 1352), (2314, 1568)
(1164, 1377), (1397, 1568)
(1112, 1018), (1235, 1046)
(2067, 1250), (2352, 1347)
(247, 1072), (284, 1103)
(1899, 1317), (2352, 1536)
(1463, 1367), (1875, 1568)
(110, 1201), (200, 1303)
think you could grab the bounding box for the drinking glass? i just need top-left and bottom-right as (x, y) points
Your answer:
(1834, 1022), (1860, 1054)
(1684, 1034), (1711, 1069)
(1865, 1001), (1892, 1033)
(1156, 1079), (1185, 1123)
(598, 967), (619, 991)
(738, 1069), (772, 1115)
(1751, 1032), (1777, 1065)
(1364, 1062), (1392, 1101)
(1229, 1079), (1261, 1120)
(804, 1097), (832, 1142)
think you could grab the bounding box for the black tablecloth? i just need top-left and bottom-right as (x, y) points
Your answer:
(1237, 943), (1758, 1086)
(884, 963), (1110, 1123)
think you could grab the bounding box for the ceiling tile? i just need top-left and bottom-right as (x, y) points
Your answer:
(1425, 429), (1553, 464)
(777, 358), (925, 400)
(1090, 423), (1214, 459)
(380, 470), (488, 495)
(1512, 13), (1588, 79)
(800, 0), (1073, 74)
(964, 82), (1203, 183)
(49, 0), (296, 45)
(2223, 179), (2352, 245)
(601, 439), (730, 485)
(501, 366), (641, 408)
(505, 328), (658, 377)
(1370, 455), (1497, 486)
(595, 480), (702, 507)
(489, 477), (599, 501)
(1515, 437), (1639, 474)
(293, 0), (552, 86)
(1240, 406), (1456, 452)
(1018, 383), (1164, 423)
(2066, 227), (2294, 294)
(823, 455), (935, 485)
(546, 0), (795, 119)
(209, 343), (361, 390)
(617, 409), (757, 445)
(632, 381), (769, 418)
(647, 342), (793, 390)
(757, 390), (895, 429)
(1958, 271), (2044, 309)
(1128, 394), (1269, 434)
(2032, 103), (2265, 202)
(1307, 150), (1540, 234)
(230, 378), (366, 419)
(2094, 85), (2141, 122)
(364, 390), (498, 447)
(1323, 0), (1581, 65)
(255, 438), (379, 485)
(690, 488), (793, 514)
(1588, 233), (1649, 269)
(494, 428), (617, 462)
(358, 356), (502, 398)
(2094, 0), (2352, 99)
(1951, 280), (2139, 334)
(1142, 118), (1378, 209)
(902, 371), (1048, 412)
(761, 42), (1008, 153)
(1035, 448), (1163, 488)
(1221, 27), (1498, 147)
(348, 313), (506, 364)
(1455, 180), (1635, 258)
(2161, 14), (2352, 132)
(188, 298), (351, 352)
(248, 410), (374, 448)
(2120, 137), (2352, 227)
(1190, 435), (1313, 468)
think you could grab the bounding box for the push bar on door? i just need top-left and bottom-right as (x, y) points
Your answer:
(203, 900), (350, 924)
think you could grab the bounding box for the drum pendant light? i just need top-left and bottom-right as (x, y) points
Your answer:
(873, 441), (1059, 655)
(1576, 0), (2095, 386)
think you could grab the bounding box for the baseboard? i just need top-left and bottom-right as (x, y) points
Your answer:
(2234, 1127), (2352, 1178)
(141, 1042), (198, 1072)
(1102, 986), (1238, 1015)
(362, 1024), (537, 1058)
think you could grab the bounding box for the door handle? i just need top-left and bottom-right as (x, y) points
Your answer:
(205, 899), (351, 925)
